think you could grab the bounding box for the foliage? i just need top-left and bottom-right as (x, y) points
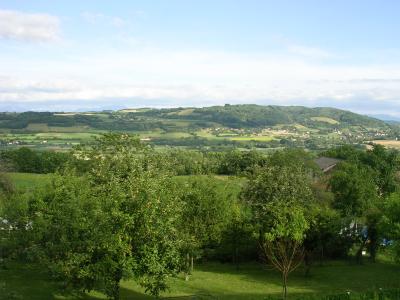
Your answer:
(17, 134), (183, 299)
(328, 145), (400, 262)
(380, 192), (400, 261)
(329, 162), (378, 218)
(243, 161), (315, 299)
(218, 150), (267, 175)
(0, 148), (70, 173)
(304, 206), (352, 269)
(2, 140), (400, 299)
(326, 144), (400, 196)
(179, 176), (235, 278)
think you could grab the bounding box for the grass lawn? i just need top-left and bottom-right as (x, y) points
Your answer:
(7, 172), (52, 190)
(1, 260), (399, 299)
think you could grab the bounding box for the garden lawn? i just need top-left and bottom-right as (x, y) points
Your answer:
(1, 260), (399, 300)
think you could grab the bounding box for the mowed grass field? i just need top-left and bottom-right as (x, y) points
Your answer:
(1, 260), (400, 299)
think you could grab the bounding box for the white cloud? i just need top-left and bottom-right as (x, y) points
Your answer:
(1, 48), (400, 115)
(0, 9), (60, 42)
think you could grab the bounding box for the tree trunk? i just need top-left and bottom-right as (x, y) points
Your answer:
(368, 225), (378, 263)
(112, 286), (120, 300)
(369, 241), (377, 263)
(185, 252), (190, 281)
(112, 268), (122, 300)
(304, 250), (312, 277)
(282, 273), (288, 300)
(235, 246), (239, 270)
(356, 238), (367, 264)
(318, 246), (324, 266)
(190, 255), (194, 274)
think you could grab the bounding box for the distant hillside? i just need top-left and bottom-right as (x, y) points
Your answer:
(0, 105), (390, 131)
(140, 104), (389, 129)
(369, 114), (400, 123)
(1, 104), (398, 151)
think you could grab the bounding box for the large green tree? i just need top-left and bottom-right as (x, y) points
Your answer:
(380, 192), (400, 261)
(329, 162), (377, 218)
(329, 162), (381, 262)
(179, 176), (233, 280)
(26, 134), (183, 299)
(327, 145), (400, 262)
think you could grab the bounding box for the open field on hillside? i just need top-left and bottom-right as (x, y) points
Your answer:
(373, 140), (400, 149)
(1, 260), (399, 299)
(8, 172), (52, 190)
(310, 117), (340, 125)
(8, 172), (245, 194)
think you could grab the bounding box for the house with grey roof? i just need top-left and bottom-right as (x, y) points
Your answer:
(315, 157), (342, 173)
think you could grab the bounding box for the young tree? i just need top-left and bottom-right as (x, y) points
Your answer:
(261, 204), (309, 299)
(243, 164), (314, 299)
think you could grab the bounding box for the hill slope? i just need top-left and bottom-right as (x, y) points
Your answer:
(0, 105), (398, 150)
(138, 104), (389, 129)
(0, 104), (390, 130)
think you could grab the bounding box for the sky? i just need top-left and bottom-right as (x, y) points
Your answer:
(1, 0), (400, 116)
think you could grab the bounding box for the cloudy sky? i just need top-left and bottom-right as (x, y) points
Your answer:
(1, 0), (400, 116)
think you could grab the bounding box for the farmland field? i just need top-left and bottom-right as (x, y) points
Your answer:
(229, 135), (274, 142)
(372, 140), (400, 149)
(310, 117), (340, 125)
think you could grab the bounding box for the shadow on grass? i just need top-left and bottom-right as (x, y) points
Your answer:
(186, 260), (400, 297)
(0, 263), (101, 300)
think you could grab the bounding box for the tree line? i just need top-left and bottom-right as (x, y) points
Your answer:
(1, 134), (400, 299)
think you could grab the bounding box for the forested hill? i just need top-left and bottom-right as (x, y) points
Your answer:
(0, 104), (390, 131)
(136, 104), (389, 129)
